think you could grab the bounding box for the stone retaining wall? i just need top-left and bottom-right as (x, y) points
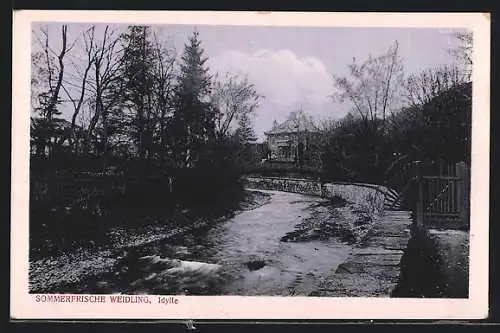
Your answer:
(242, 176), (387, 215)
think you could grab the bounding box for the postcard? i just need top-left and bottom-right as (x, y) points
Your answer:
(11, 10), (490, 320)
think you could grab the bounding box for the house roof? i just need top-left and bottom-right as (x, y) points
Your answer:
(265, 110), (317, 135)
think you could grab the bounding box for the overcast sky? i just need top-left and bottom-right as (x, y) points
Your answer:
(32, 23), (465, 141)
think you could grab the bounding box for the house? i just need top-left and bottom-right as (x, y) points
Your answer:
(264, 110), (318, 165)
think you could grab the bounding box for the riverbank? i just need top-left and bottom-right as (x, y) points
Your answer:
(29, 169), (249, 261)
(313, 210), (412, 297)
(30, 188), (418, 297)
(280, 199), (378, 245)
(29, 190), (271, 293)
(392, 226), (469, 298)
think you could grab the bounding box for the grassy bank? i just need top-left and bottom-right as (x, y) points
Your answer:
(29, 167), (249, 261)
(392, 225), (469, 298)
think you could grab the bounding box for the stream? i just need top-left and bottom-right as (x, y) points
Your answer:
(31, 190), (352, 296)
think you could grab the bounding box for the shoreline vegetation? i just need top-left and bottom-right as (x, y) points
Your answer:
(29, 189), (271, 293)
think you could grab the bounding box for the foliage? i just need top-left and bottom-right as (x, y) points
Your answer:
(234, 112), (258, 144)
(169, 30), (216, 169)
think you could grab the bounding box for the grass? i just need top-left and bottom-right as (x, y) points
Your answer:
(391, 225), (469, 298)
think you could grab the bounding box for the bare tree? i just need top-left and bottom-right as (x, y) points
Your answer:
(31, 50), (51, 111)
(60, 26), (97, 153)
(211, 73), (264, 139)
(332, 41), (404, 128)
(404, 64), (465, 108)
(31, 24), (77, 156)
(80, 26), (124, 162)
(39, 25), (76, 121)
(449, 31), (473, 81)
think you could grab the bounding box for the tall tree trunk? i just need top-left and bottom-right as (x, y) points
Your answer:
(47, 25), (68, 121)
(85, 109), (100, 156)
(102, 110), (109, 173)
(159, 106), (166, 168)
(138, 26), (147, 164)
(185, 123), (192, 168)
(69, 58), (93, 155)
(138, 101), (145, 162)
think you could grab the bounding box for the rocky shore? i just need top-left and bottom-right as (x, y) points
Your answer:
(280, 197), (379, 245)
(270, 194), (412, 298)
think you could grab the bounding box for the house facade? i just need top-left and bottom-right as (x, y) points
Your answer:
(264, 110), (318, 165)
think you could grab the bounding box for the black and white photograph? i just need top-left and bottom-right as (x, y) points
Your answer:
(11, 11), (490, 319)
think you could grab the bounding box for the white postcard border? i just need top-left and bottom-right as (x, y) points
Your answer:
(11, 10), (490, 320)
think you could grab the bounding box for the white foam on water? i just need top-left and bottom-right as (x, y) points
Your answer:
(139, 255), (172, 265)
(165, 260), (221, 275)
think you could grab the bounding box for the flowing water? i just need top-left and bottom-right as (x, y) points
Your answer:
(112, 190), (351, 296)
(34, 190), (351, 296)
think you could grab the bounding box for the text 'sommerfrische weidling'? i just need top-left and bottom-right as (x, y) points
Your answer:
(34, 294), (180, 305)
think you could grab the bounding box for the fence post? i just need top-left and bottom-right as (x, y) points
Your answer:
(456, 162), (470, 229)
(415, 161), (424, 228)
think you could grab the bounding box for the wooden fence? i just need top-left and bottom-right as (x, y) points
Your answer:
(416, 162), (470, 229)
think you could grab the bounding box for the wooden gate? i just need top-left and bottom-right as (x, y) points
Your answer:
(416, 162), (470, 229)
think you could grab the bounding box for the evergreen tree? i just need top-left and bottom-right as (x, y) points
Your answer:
(234, 112), (257, 145)
(232, 113), (257, 166)
(120, 26), (157, 162)
(171, 30), (215, 168)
